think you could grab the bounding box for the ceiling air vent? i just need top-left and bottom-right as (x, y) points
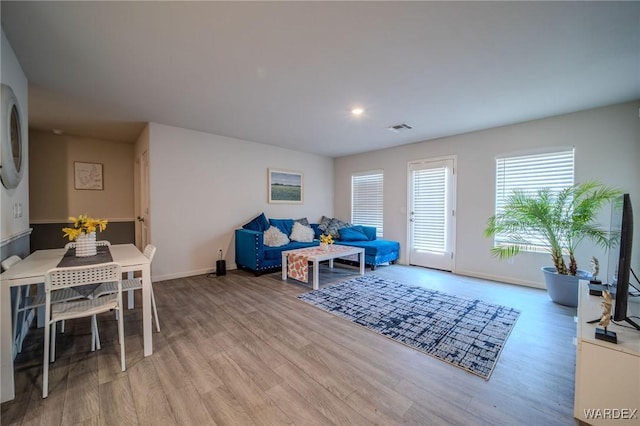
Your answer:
(387, 123), (413, 133)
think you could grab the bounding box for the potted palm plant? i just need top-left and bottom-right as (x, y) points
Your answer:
(484, 181), (620, 307)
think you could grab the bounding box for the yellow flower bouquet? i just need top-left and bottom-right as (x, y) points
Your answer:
(62, 214), (108, 241)
(320, 234), (334, 245)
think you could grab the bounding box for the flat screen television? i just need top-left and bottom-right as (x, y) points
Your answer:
(609, 193), (639, 329)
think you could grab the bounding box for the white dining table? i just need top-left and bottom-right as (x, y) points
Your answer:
(0, 244), (153, 403)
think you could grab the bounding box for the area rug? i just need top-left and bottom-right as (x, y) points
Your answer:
(297, 275), (520, 379)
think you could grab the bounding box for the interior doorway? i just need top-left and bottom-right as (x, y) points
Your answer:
(135, 149), (150, 250)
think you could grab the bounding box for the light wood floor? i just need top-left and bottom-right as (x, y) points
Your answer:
(1, 264), (578, 425)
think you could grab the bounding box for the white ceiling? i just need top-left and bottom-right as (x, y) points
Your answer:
(2, 1), (639, 158)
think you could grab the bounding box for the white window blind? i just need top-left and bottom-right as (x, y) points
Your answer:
(351, 171), (384, 237)
(412, 167), (446, 252)
(495, 148), (575, 250)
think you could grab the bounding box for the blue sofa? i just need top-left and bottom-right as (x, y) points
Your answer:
(235, 225), (320, 274)
(235, 217), (399, 274)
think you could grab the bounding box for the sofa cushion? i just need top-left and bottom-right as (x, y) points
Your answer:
(290, 221), (315, 242)
(362, 226), (377, 241)
(311, 224), (323, 239)
(263, 241), (318, 260)
(326, 218), (351, 239)
(318, 216), (332, 233)
(339, 225), (369, 241)
(264, 226), (290, 247)
(318, 217), (352, 238)
(337, 239), (399, 257)
(295, 217), (310, 226)
(242, 213), (270, 232)
(269, 219), (295, 236)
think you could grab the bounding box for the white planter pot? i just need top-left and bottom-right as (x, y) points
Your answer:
(75, 232), (97, 257)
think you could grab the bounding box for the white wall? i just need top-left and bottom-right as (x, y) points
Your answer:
(0, 29), (29, 247)
(148, 123), (334, 281)
(335, 101), (640, 289)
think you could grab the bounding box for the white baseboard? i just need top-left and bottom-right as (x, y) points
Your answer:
(386, 262), (546, 290)
(154, 263), (238, 282)
(454, 268), (546, 290)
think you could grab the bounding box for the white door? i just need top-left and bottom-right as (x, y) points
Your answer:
(135, 150), (150, 250)
(408, 157), (456, 271)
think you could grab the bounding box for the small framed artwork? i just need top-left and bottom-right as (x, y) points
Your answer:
(74, 161), (103, 190)
(268, 168), (303, 204)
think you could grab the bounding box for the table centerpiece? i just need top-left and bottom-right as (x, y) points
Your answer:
(62, 214), (108, 257)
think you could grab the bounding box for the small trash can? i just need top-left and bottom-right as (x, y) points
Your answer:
(216, 259), (226, 276)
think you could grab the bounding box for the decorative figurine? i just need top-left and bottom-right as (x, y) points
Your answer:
(589, 256), (601, 284)
(599, 291), (612, 328)
(595, 290), (617, 343)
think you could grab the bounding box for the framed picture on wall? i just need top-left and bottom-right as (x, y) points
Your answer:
(268, 168), (303, 203)
(74, 161), (103, 190)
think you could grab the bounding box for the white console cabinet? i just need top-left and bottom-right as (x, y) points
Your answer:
(575, 280), (640, 425)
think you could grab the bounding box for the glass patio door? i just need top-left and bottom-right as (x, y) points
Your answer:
(408, 157), (456, 271)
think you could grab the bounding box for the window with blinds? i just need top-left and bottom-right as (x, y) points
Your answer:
(351, 171), (384, 237)
(494, 148), (575, 250)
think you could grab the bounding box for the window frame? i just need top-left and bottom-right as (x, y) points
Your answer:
(494, 147), (575, 252)
(351, 170), (384, 238)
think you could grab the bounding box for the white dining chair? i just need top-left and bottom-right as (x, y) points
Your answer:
(1, 255), (21, 271)
(3, 256), (26, 356)
(42, 262), (125, 398)
(59, 240), (116, 351)
(3, 255), (91, 355)
(64, 240), (112, 300)
(91, 244), (160, 332)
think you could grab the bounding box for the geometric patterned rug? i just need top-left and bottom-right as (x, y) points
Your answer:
(297, 275), (520, 380)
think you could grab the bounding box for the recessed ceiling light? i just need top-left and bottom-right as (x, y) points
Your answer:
(351, 107), (364, 116)
(52, 129), (63, 135)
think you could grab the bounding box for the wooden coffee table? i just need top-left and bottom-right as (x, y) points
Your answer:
(282, 245), (365, 290)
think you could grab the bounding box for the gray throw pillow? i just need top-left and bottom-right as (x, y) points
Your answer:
(295, 217), (310, 227)
(318, 215), (332, 232)
(326, 218), (351, 239)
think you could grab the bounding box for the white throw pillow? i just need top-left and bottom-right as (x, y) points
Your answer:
(263, 226), (290, 247)
(290, 221), (314, 242)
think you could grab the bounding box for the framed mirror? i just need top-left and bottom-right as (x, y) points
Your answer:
(1, 84), (24, 189)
